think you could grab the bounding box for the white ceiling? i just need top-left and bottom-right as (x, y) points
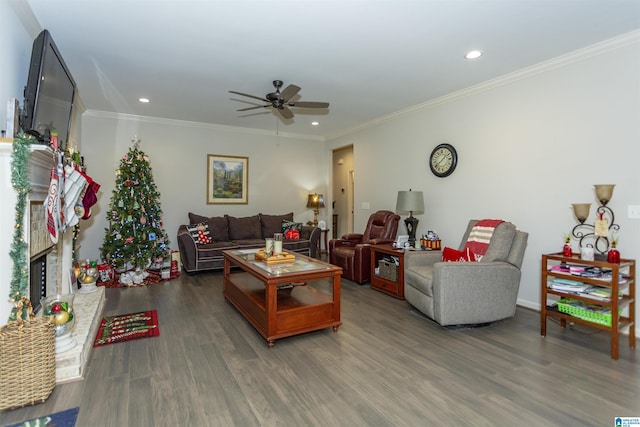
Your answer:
(24, 0), (640, 140)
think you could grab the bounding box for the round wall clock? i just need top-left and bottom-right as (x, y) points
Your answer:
(429, 143), (458, 178)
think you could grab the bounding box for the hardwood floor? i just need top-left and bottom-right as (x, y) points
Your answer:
(1, 271), (637, 427)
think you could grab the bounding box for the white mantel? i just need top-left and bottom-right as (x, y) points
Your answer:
(0, 139), (73, 324)
(1, 138), (105, 382)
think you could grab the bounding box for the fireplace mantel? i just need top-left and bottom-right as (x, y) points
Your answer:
(1, 138), (105, 382)
(0, 139), (73, 323)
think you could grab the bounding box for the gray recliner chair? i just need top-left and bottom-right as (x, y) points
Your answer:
(404, 220), (528, 326)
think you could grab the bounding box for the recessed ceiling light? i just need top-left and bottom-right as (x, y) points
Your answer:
(465, 50), (483, 60)
(311, 121), (319, 126)
(139, 97), (150, 103)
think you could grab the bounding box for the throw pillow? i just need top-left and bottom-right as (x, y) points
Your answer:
(442, 246), (476, 262)
(282, 220), (302, 240)
(186, 222), (213, 245)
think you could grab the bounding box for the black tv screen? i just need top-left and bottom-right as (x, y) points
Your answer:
(22, 29), (76, 150)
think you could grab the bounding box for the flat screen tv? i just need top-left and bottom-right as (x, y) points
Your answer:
(21, 29), (76, 150)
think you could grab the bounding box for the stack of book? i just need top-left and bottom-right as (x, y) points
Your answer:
(548, 278), (621, 301)
(549, 264), (628, 283)
(548, 278), (592, 293)
(578, 287), (622, 301)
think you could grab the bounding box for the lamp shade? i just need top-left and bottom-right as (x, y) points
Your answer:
(594, 184), (615, 205)
(306, 193), (325, 209)
(572, 203), (591, 223)
(396, 190), (424, 213)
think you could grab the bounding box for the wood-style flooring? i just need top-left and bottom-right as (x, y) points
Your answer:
(1, 270), (638, 426)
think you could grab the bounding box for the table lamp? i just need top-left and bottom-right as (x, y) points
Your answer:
(307, 193), (325, 226)
(396, 189), (424, 247)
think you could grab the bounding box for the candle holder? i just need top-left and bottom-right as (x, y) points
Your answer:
(273, 233), (283, 255)
(571, 184), (619, 260)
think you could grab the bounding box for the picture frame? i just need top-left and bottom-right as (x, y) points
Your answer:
(207, 154), (249, 204)
(395, 235), (409, 248)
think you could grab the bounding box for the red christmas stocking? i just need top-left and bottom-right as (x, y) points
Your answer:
(45, 166), (61, 243)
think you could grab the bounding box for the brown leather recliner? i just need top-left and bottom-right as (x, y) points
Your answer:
(329, 210), (400, 284)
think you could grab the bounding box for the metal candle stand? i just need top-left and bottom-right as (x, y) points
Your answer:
(571, 185), (619, 260)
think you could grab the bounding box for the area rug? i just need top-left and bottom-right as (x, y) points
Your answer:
(93, 310), (159, 347)
(4, 407), (79, 427)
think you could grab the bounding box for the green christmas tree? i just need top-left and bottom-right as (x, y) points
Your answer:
(100, 141), (169, 271)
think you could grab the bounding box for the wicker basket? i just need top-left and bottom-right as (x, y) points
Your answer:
(0, 298), (56, 412)
(378, 259), (398, 282)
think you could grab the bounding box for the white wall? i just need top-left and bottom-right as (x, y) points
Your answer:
(327, 34), (640, 327)
(0, 0), (38, 134)
(77, 114), (327, 262)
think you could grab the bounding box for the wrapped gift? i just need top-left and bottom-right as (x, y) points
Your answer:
(97, 263), (114, 283)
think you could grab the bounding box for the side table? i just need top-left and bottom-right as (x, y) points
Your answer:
(370, 244), (407, 299)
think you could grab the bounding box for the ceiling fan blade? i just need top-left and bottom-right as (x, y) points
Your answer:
(278, 106), (294, 119)
(229, 91), (268, 102)
(279, 84), (301, 102)
(288, 101), (330, 109)
(237, 105), (269, 112)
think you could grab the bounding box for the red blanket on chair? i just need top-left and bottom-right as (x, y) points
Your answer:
(464, 219), (504, 261)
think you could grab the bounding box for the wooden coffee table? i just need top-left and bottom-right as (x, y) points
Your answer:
(223, 249), (342, 348)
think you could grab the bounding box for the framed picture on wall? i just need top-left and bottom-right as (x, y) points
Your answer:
(207, 154), (249, 204)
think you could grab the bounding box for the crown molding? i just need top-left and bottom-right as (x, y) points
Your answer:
(83, 110), (326, 142)
(327, 29), (640, 141)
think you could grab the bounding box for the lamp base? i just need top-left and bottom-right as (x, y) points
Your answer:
(404, 215), (419, 247)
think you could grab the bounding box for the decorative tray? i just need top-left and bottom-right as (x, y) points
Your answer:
(254, 249), (296, 263)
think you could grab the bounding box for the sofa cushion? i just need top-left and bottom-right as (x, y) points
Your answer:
(282, 220), (302, 240)
(188, 212), (209, 225)
(405, 265), (434, 296)
(188, 213), (229, 241)
(227, 214), (262, 240)
(260, 212), (294, 238)
(186, 222), (213, 245)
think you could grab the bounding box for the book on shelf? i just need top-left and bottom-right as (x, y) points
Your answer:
(549, 265), (628, 283)
(550, 264), (586, 274)
(577, 286), (623, 301)
(548, 279), (592, 293)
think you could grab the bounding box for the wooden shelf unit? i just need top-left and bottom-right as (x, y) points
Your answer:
(370, 244), (406, 299)
(540, 252), (635, 359)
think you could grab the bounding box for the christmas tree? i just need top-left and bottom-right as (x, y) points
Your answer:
(101, 140), (169, 271)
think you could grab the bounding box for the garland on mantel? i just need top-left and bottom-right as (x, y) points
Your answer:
(8, 133), (34, 321)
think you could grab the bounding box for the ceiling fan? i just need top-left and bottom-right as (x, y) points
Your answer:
(229, 80), (329, 120)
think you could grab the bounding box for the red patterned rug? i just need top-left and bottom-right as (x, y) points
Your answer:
(93, 310), (159, 347)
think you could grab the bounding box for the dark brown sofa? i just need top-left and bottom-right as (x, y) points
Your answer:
(177, 212), (320, 274)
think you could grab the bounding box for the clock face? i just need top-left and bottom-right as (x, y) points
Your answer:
(429, 143), (458, 177)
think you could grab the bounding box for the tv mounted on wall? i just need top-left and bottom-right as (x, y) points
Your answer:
(21, 29), (76, 150)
